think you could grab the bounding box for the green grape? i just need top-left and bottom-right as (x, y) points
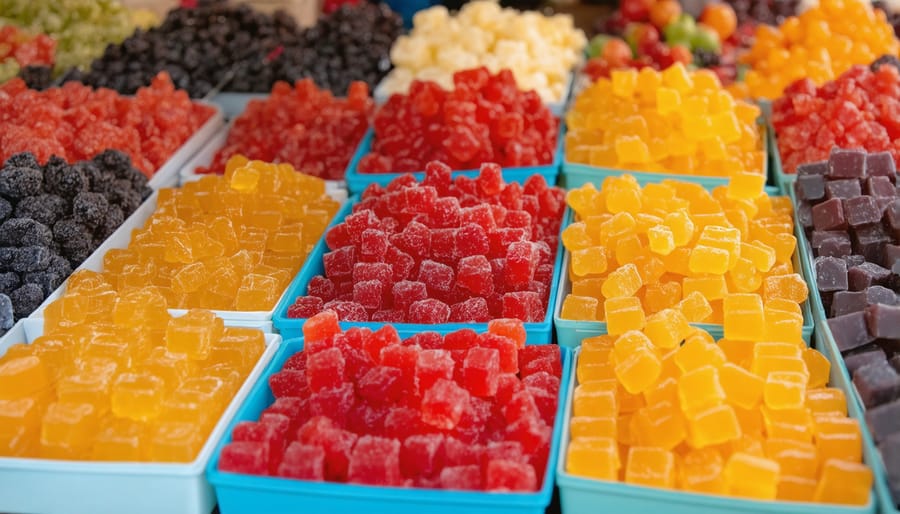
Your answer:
(0, 59), (20, 83)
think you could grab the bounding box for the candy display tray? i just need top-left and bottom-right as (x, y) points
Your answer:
(552, 194), (815, 348)
(209, 92), (268, 119)
(147, 100), (226, 190)
(28, 195), (354, 333)
(271, 199), (566, 345)
(0, 319), (281, 514)
(177, 118), (349, 199)
(206, 336), (572, 514)
(556, 348), (877, 514)
(342, 122), (565, 194)
(559, 123), (770, 190)
(372, 70), (575, 117)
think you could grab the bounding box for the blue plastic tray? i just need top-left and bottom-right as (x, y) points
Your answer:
(560, 124), (769, 190)
(207, 337), (573, 514)
(556, 348), (878, 514)
(343, 124), (565, 194)
(552, 195), (814, 348)
(272, 201), (566, 345)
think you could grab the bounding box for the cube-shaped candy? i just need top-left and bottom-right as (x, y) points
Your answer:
(165, 310), (224, 361)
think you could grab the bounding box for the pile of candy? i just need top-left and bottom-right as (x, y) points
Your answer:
(359, 68), (559, 174)
(794, 147), (900, 498)
(566, 64), (764, 177)
(198, 80), (372, 181)
(219, 314), (559, 491)
(565, 322), (872, 505)
(379, 1), (586, 103)
(560, 174), (807, 334)
(0, 0), (139, 74)
(0, 73), (215, 177)
(66, 2), (401, 98)
(0, 150), (150, 325)
(101, 156), (340, 312)
(773, 64), (900, 175)
(0, 25), (55, 83)
(0, 274), (265, 461)
(741, 0), (899, 99)
(287, 163), (565, 324)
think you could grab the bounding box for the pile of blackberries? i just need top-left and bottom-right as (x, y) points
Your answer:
(0, 150), (151, 329)
(56, 0), (402, 98)
(727, 0), (801, 26)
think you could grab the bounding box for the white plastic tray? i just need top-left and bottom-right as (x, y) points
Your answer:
(178, 120), (348, 200)
(0, 319), (281, 514)
(209, 92), (268, 119)
(373, 70), (575, 117)
(147, 101), (226, 190)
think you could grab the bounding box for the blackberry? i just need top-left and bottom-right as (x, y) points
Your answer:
(692, 49), (721, 68)
(872, 54), (900, 73)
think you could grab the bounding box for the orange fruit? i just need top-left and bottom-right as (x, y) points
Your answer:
(650, 0), (682, 30)
(700, 3), (737, 41)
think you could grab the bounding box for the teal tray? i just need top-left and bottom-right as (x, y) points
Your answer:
(343, 123), (565, 194)
(207, 336), (573, 514)
(552, 192), (814, 348)
(556, 348), (878, 514)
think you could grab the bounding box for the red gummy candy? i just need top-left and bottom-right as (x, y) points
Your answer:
(297, 416), (359, 481)
(277, 442), (326, 480)
(485, 459), (537, 492)
(488, 319), (527, 348)
(462, 347), (501, 397)
(303, 311), (341, 342)
(347, 435), (403, 486)
(422, 378), (470, 430)
(400, 433), (446, 478)
(219, 441), (268, 475)
(306, 347), (345, 392)
(408, 298), (451, 324)
(439, 465), (482, 490)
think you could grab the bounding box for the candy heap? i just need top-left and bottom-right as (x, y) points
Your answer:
(359, 68), (559, 173)
(566, 63), (764, 177)
(0, 0), (139, 74)
(794, 148), (900, 500)
(0, 25), (55, 83)
(219, 314), (560, 491)
(67, 2), (401, 98)
(100, 156), (339, 312)
(286, 163), (565, 324)
(773, 64), (900, 175)
(198, 80), (372, 181)
(565, 322), (872, 505)
(0, 274), (265, 461)
(741, 0), (899, 100)
(560, 174), (807, 334)
(0, 73), (215, 177)
(0, 150), (150, 326)
(379, 1), (586, 103)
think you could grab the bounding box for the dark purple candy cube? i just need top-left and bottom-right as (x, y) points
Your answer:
(866, 176), (896, 197)
(812, 198), (846, 231)
(887, 200), (900, 240)
(842, 254), (866, 267)
(811, 230), (850, 250)
(825, 179), (863, 200)
(820, 237), (853, 258)
(853, 360), (900, 408)
(844, 196), (882, 227)
(867, 285), (898, 306)
(849, 262), (891, 290)
(815, 256), (848, 292)
(885, 245), (900, 268)
(796, 174), (826, 202)
(844, 345), (886, 374)
(867, 399), (900, 442)
(831, 291), (867, 317)
(828, 311), (875, 352)
(853, 224), (890, 264)
(866, 303), (900, 339)
(797, 160), (828, 176)
(866, 151), (897, 177)
(878, 434), (900, 499)
(829, 148), (867, 178)
(797, 203), (813, 229)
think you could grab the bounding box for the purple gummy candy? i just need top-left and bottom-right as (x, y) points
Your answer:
(878, 434), (900, 498)
(844, 196), (882, 227)
(829, 148), (867, 178)
(797, 160), (828, 176)
(885, 245), (900, 268)
(887, 200), (900, 240)
(825, 179), (863, 200)
(866, 303), (900, 339)
(831, 291), (867, 317)
(866, 151), (897, 177)
(797, 203), (813, 229)
(853, 224), (890, 264)
(820, 237), (853, 258)
(828, 311), (875, 352)
(812, 198), (846, 231)
(849, 262), (891, 291)
(853, 360), (900, 408)
(845, 345), (886, 374)
(843, 254), (867, 267)
(866, 176), (896, 197)
(867, 399), (900, 443)
(867, 285), (898, 306)
(816, 256), (849, 292)
(796, 174), (825, 202)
